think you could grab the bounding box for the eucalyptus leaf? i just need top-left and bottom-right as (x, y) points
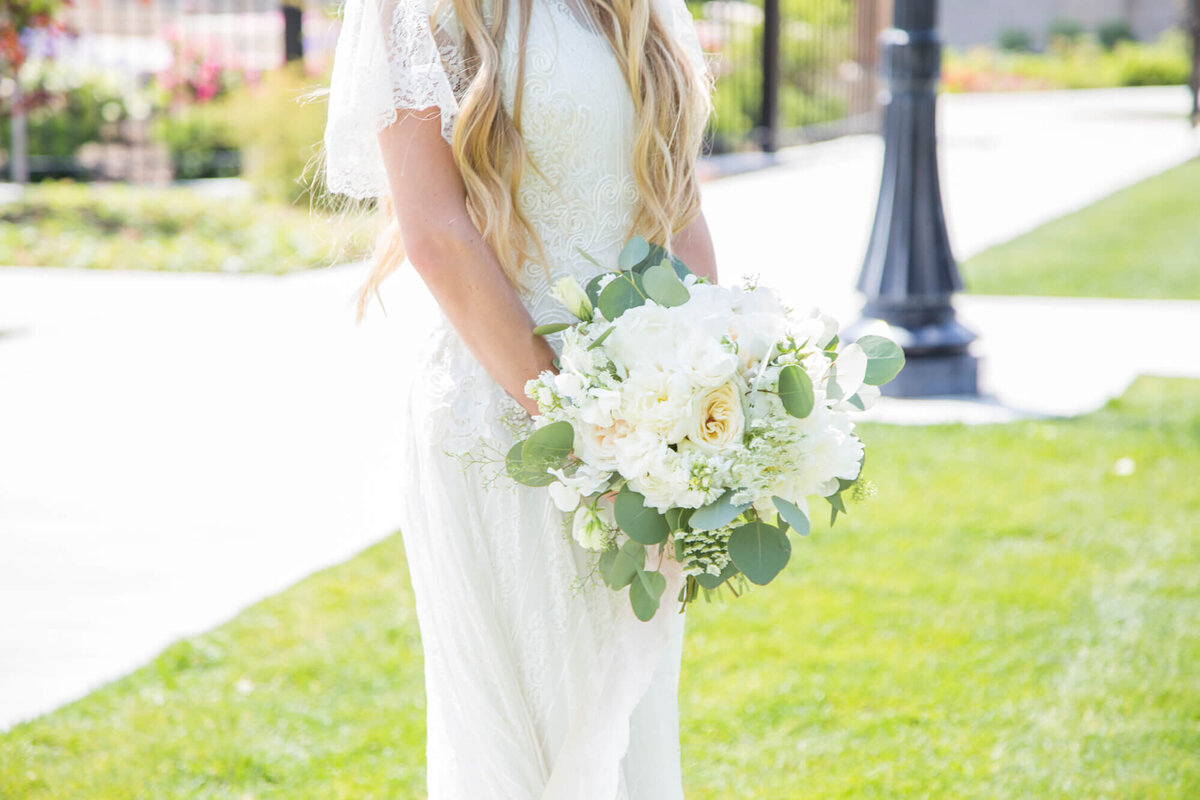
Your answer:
(613, 486), (670, 545)
(668, 253), (692, 280)
(728, 518), (792, 585)
(522, 421), (574, 465)
(597, 272), (647, 320)
(587, 325), (615, 351)
(847, 393), (867, 411)
(618, 236), (651, 270)
(603, 539), (645, 589)
(689, 490), (750, 531)
(585, 273), (606, 308)
(826, 490), (848, 525)
(664, 507), (692, 533)
(858, 334), (906, 385)
(505, 439), (556, 487)
(695, 561), (740, 590)
(598, 546), (618, 587)
(532, 322), (571, 337)
(629, 568), (667, 621)
(778, 364), (815, 419)
(642, 264), (690, 307)
(772, 497), (810, 536)
(824, 334), (839, 352)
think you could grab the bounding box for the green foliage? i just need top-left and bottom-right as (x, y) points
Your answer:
(3, 378), (1200, 797)
(505, 421), (574, 487)
(772, 496), (810, 536)
(727, 517), (791, 585)
(1096, 18), (1137, 51)
(212, 65), (331, 205)
(642, 263), (690, 307)
(151, 106), (241, 180)
(613, 487), (671, 546)
(777, 363), (815, 418)
(689, 490), (750, 532)
(0, 181), (371, 273)
(996, 27), (1033, 53)
(1047, 18), (1086, 44)
(942, 30), (1191, 93)
(963, 158), (1200, 299)
(857, 335), (905, 386)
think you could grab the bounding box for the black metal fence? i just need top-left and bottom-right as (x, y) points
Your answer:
(1, 0), (885, 184)
(696, 0), (886, 153)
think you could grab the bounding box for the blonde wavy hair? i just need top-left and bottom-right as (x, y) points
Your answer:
(356, 0), (711, 319)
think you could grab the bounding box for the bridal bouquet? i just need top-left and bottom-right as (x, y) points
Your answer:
(507, 237), (904, 620)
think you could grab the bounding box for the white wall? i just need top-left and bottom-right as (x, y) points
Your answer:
(940, 0), (1187, 49)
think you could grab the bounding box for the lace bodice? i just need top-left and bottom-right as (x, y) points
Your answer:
(327, 0), (707, 454)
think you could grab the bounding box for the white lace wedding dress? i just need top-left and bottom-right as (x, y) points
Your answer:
(324, 0), (708, 797)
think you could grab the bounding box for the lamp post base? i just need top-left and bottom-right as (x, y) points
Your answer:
(881, 350), (978, 397)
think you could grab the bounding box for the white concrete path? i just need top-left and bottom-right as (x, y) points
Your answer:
(2, 87), (1199, 731)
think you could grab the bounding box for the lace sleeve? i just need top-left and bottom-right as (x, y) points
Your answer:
(324, 0), (468, 199)
(652, 0), (711, 90)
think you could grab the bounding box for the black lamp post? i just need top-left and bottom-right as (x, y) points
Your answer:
(850, 0), (978, 397)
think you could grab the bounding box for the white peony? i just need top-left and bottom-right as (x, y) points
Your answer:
(619, 368), (696, 444)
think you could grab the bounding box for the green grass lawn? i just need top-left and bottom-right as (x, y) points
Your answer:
(0, 182), (372, 274)
(962, 158), (1200, 299)
(3, 378), (1199, 799)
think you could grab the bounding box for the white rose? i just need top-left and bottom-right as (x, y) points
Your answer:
(550, 276), (594, 321)
(572, 501), (616, 551)
(685, 381), (746, 454)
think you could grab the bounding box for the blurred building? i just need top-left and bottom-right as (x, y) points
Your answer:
(942, 0), (1185, 49)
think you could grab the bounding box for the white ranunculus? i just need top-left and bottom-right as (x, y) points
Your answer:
(572, 501), (616, 551)
(575, 418), (632, 472)
(685, 381), (746, 454)
(550, 276), (594, 321)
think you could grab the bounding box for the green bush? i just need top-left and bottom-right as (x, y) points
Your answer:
(1047, 18), (1086, 44)
(942, 30), (1191, 92)
(1111, 31), (1191, 86)
(1097, 18), (1137, 51)
(997, 28), (1033, 52)
(214, 65), (331, 205)
(151, 106), (241, 180)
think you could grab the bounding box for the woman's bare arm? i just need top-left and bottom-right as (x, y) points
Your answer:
(377, 109), (554, 416)
(672, 210), (718, 284)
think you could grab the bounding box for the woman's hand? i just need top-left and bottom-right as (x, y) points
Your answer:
(377, 109), (553, 417)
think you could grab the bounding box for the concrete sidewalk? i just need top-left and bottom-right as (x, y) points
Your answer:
(2, 87), (1199, 731)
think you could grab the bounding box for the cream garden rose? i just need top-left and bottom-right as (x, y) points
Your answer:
(686, 381), (746, 454)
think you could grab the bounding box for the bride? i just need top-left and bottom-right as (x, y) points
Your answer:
(324, 0), (717, 795)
